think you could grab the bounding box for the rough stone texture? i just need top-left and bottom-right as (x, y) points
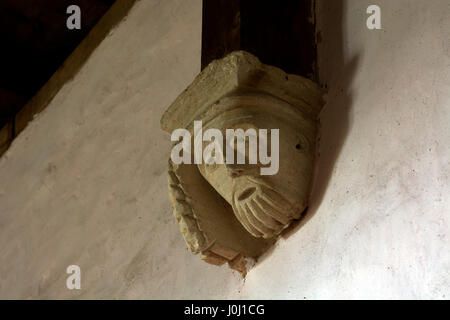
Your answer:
(0, 0), (449, 299)
(161, 51), (323, 270)
(161, 51), (322, 131)
(167, 159), (273, 266)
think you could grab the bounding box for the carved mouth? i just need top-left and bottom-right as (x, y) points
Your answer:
(232, 180), (295, 239)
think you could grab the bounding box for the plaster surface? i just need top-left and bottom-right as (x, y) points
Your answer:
(0, 0), (449, 299)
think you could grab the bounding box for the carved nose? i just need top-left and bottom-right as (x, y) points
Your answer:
(226, 164), (245, 178)
(237, 187), (256, 201)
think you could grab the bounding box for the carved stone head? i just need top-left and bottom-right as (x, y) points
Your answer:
(161, 51), (323, 274)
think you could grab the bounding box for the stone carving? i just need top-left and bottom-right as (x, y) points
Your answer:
(161, 51), (323, 274)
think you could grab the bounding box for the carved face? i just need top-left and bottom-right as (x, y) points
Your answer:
(196, 95), (317, 239)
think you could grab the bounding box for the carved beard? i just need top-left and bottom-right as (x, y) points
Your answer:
(231, 177), (299, 239)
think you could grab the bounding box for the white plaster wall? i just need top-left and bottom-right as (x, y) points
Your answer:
(0, 0), (449, 299)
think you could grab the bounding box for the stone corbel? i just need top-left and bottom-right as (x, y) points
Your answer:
(160, 51), (324, 275)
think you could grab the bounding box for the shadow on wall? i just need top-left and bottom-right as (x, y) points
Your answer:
(281, 0), (360, 239)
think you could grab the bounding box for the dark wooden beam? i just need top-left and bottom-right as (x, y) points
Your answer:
(201, 0), (241, 71)
(0, 0), (116, 131)
(202, 0), (317, 80)
(0, 0), (136, 158)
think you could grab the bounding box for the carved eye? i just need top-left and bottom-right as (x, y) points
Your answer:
(295, 135), (310, 152)
(206, 162), (217, 172)
(204, 148), (219, 173)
